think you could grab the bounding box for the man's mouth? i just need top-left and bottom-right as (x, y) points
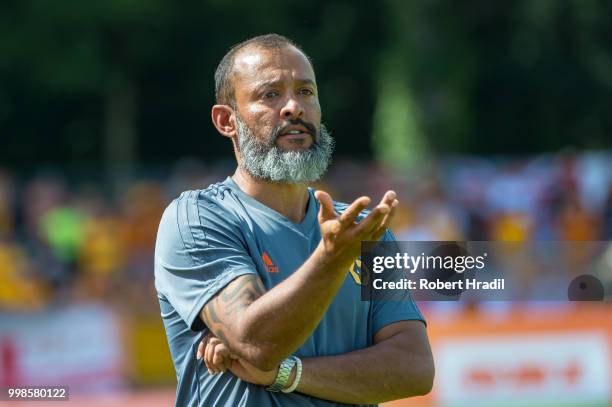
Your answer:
(279, 126), (311, 138)
(280, 133), (309, 141)
(276, 120), (317, 141)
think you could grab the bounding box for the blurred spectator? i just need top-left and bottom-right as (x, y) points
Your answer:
(556, 188), (599, 241)
(0, 150), (610, 312)
(0, 239), (48, 310)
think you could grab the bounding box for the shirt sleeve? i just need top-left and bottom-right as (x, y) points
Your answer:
(370, 230), (426, 336)
(154, 191), (258, 331)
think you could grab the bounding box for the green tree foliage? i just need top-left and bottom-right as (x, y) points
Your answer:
(0, 0), (610, 174)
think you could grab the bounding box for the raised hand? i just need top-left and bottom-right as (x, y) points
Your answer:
(314, 190), (398, 268)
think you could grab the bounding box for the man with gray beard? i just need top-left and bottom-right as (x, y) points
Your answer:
(154, 33), (434, 407)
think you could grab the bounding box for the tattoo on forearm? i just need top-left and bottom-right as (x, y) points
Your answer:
(202, 275), (265, 347)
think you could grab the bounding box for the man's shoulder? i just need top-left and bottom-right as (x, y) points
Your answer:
(155, 181), (248, 266)
(175, 180), (233, 207)
(161, 181), (244, 232)
(176, 179), (239, 210)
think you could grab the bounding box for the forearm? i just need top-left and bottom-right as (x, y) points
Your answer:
(241, 250), (348, 365)
(293, 332), (434, 404)
(213, 243), (354, 370)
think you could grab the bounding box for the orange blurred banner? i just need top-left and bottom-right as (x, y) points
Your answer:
(385, 304), (612, 407)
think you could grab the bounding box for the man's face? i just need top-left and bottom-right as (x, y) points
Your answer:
(230, 45), (333, 183)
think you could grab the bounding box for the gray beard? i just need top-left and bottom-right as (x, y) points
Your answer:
(235, 115), (334, 184)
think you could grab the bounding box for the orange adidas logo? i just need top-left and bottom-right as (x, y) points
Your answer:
(262, 252), (278, 273)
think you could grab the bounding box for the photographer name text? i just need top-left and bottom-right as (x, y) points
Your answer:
(372, 278), (505, 291)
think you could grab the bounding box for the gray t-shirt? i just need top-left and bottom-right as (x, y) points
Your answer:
(154, 177), (425, 407)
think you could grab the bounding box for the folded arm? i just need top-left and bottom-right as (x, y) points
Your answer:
(201, 320), (434, 404)
(293, 320), (434, 404)
(199, 191), (397, 371)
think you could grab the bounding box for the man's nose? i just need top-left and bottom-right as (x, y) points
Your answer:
(280, 98), (304, 120)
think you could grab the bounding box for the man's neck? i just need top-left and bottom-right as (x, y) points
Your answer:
(232, 168), (311, 224)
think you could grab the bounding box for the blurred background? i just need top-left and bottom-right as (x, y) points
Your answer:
(1, 0), (611, 406)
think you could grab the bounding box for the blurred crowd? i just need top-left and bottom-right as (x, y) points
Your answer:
(1, 151), (611, 311)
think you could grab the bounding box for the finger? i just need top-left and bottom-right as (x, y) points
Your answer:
(354, 204), (390, 237)
(338, 196), (371, 227)
(367, 204), (391, 235)
(378, 190), (397, 206)
(205, 338), (220, 373)
(370, 200), (399, 241)
(212, 345), (230, 372)
(379, 199), (399, 231)
(204, 340), (214, 373)
(197, 340), (205, 360)
(315, 190), (337, 221)
(197, 333), (211, 360)
(361, 192), (396, 235)
(212, 342), (232, 371)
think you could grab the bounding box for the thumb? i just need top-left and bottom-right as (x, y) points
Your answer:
(197, 341), (204, 360)
(315, 190), (336, 221)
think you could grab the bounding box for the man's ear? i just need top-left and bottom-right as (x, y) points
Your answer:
(211, 104), (236, 138)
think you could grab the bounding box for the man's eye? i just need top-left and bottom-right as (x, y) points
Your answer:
(263, 91), (279, 98)
(299, 88), (314, 96)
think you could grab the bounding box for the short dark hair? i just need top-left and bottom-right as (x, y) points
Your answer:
(214, 34), (312, 106)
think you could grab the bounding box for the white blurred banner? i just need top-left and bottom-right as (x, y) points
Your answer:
(0, 305), (123, 392)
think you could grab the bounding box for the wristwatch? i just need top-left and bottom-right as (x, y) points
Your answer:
(266, 356), (297, 392)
